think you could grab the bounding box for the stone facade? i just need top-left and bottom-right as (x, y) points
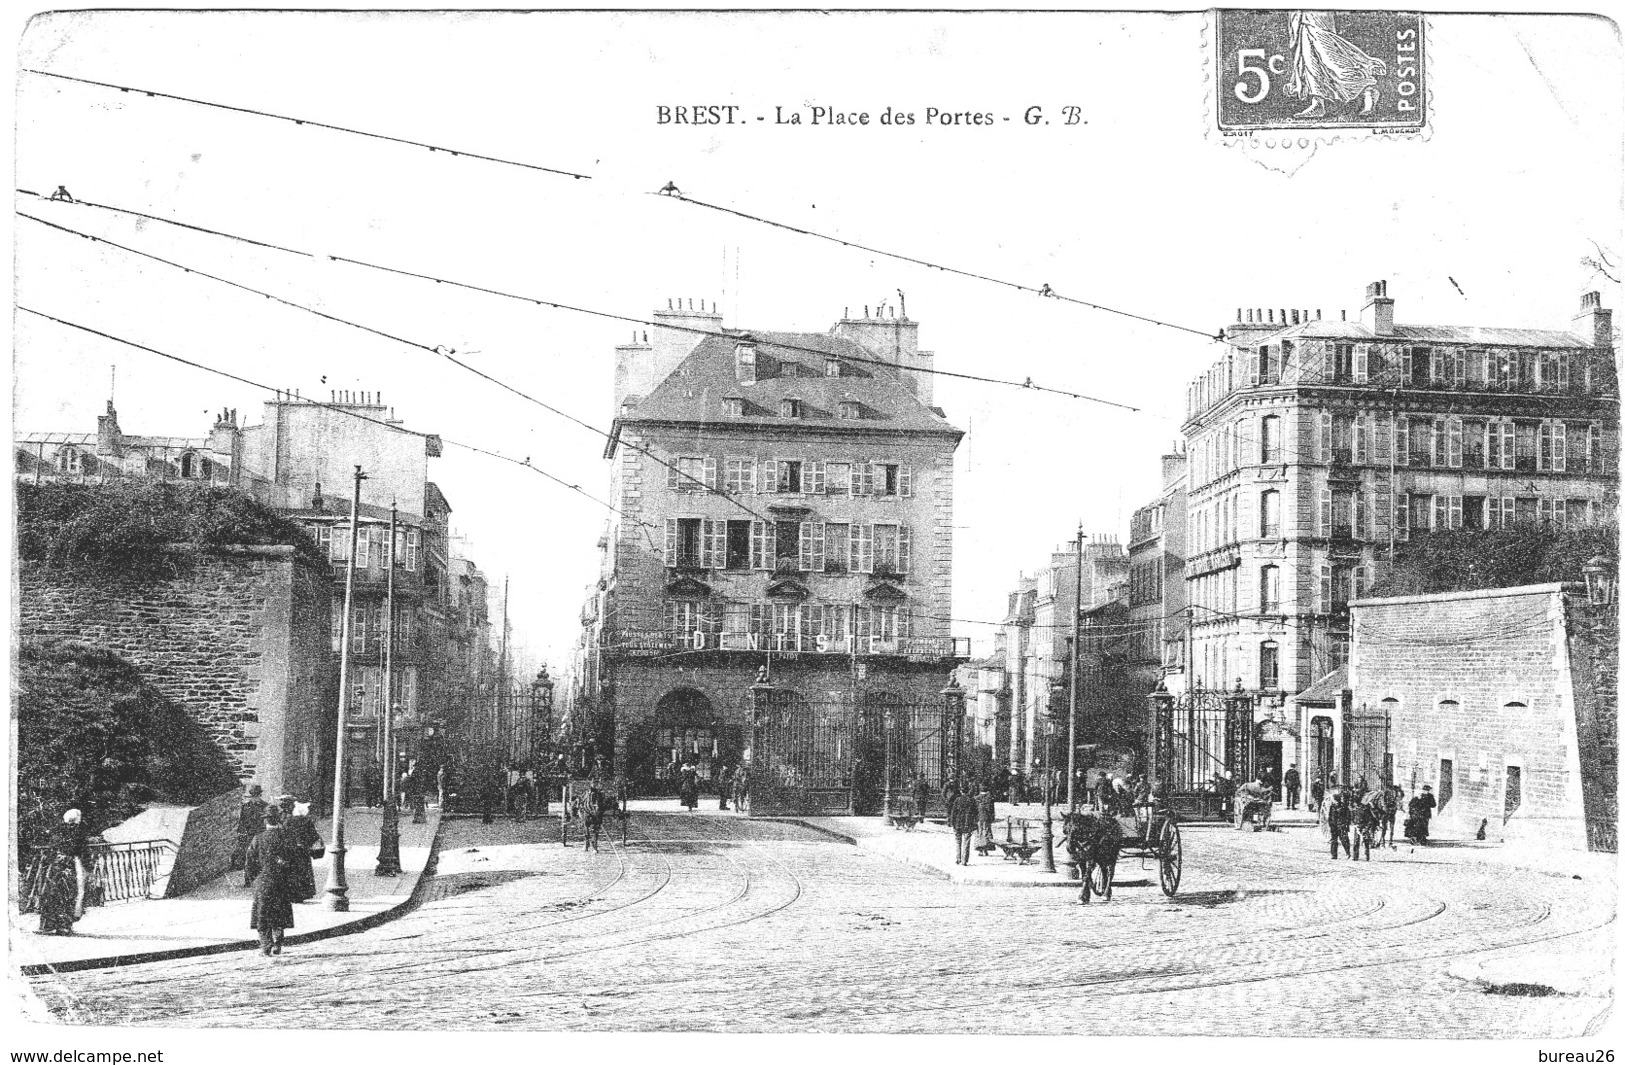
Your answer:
(1183, 285), (1618, 703)
(573, 303), (968, 814)
(18, 545), (335, 801)
(1349, 583), (1612, 851)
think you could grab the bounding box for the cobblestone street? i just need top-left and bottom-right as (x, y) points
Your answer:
(24, 812), (1615, 1036)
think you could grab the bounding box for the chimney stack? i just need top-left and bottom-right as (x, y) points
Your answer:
(1574, 290), (1614, 350)
(1361, 280), (1395, 335)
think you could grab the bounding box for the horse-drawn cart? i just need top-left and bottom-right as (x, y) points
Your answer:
(562, 778), (630, 847)
(1063, 800), (1182, 903)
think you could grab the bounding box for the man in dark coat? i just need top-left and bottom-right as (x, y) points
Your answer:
(948, 788), (980, 865)
(975, 784), (996, 855)
(245, 806), (299, 956)
(1407, 784), (1437, 843)
(278, 797), (322, 902)
(1309, 778), (1326, 814)
(1283, 764), (1302, 810)
(234, 785), (267, 873)
(1327, 792), (1353, 859)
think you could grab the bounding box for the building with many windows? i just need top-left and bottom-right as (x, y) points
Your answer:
(575, 301), (968, 814)
(1127, 448), (1189, 694)
(1181, 283), (1617, 777)
(17, 391), (492, 801)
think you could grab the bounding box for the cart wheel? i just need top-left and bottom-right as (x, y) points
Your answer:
(1089, 858), (1112, 903)
(1158, 820), (1183, 897)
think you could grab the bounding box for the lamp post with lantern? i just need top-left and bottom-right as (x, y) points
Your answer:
(1584, 555), (1616, 606)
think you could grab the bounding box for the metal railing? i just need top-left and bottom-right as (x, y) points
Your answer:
(18, 838), (176, 912)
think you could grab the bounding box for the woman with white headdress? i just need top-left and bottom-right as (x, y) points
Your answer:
(36, 808), (89, 935)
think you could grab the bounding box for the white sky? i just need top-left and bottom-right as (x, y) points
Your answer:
(12, 9), (1623, 673)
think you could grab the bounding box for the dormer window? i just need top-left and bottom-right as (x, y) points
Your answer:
(825, 359), (841, 378)
(735, 342), (757, 386)
(780, 398), (802, 419)
(838, 401), (860, 421)
(723, 397), (744, 417)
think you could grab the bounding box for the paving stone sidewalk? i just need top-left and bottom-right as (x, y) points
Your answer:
(13, 809), (441, 974)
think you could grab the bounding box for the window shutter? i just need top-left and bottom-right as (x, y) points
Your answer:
(1395, 415), (1409, 466)
(812, 522), (826, 571)
(856, 605), (872, 640)
(702, 457), (718, 491)
(1395, 495), (1409, 541)
(749, 521), (764, 569)
(1354, 343), (1370, 383)
(1453, 350), (1467, 388)
(1501, 422), (1517, 470)
(1374, 416), (1390, 464)
(1553, 422), (1566, 472)
(1430, 418), (1444, 467)
(665, 519), (678, 567)
(1248, 352), (1260, 386)
(796, 521), (813, 571)
(899, 465), (914, 498)
(407, 528), (419, 571)
(851, 461), (870, 497)
(356, 526), (370, 568)
(1401, 347), (1414, 386)
(1558, 353), (1571, 392)
(707, 520), (726, 568)
(1431, 348), (1446, 384)
(1318, 488), (1332, 538)
(1354, 414), (1369, 465)
(855, 524), (874, 573)
(1318, 411), (1333, 462)
(1555, 499), (1568, 528)
(1319, 565), (1332, 613)
(761, 460), (778, 493)
(1591, 425), (1605, 474)
(1486, 497), (1500, 529)
(667, 462), (680, 490)
(1355, 491), (1368, 539)
(1486, 420), (1501, 469)
(1373, 473), (1391, 536)
(898, 525), (912, 574)
(1432, 495), (1446, 531)
(1447, 417), (1463, 468)
(1449, 495), (1463, 530)
(807, 460), (825, 495)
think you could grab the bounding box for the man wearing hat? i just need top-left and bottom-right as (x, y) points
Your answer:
(1415, 783), (1437, 842)
(234, 784), (267, 874)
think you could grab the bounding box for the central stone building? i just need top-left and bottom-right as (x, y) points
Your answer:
(578, 300), (967, 815)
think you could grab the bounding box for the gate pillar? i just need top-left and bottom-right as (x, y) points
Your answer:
(746, 679), (774, 816)
(1225, 687), (1255, 785)
(1149, 685), (1176, 789)
(941, 677), (967, 792)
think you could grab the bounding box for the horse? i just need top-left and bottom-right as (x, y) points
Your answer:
(1061, 812), (1123, 905)
(1368, 785), (1401, 848)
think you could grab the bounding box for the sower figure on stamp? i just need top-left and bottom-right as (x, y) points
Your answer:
(1285, 11), (1388, 119)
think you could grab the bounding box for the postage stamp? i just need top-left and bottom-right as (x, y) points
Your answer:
(1214, 9), (1427, 133)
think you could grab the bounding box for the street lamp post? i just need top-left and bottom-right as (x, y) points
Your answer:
(375, 502), (401, 877)
(1039, 717), (1057, 874)
(325, 464), (366, 911)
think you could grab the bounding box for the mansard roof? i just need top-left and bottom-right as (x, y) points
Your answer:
(1245, 320), (1590, 349)
(625, 330), (962, 437)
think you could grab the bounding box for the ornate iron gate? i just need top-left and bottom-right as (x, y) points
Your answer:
(1151, 688), (1255, 821)
(1342, 704), (1391, 788)
(748, 683), (962, 817)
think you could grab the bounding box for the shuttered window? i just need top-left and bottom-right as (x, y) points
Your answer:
(1394, 415), (1409, 467)
(854, 523), (875, 573)
(805, 460), (826, 495)
(749, 521), (775, 569)
(798, 521), (827, 571)
(1354, 343), (1370, 383)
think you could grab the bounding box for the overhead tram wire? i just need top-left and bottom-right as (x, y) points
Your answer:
(16, 210), (777, 528)
(22, 69), (593, 181)
(657, 190), (1224, 344)
(27, 68), (1211, 354)
(15, 307), (641, 528)
(17, 188), (311, 258)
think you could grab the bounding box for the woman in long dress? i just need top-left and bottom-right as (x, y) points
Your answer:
(677, 761), (699, 811)
(245, 806), (298, 956)
(36, 808), (89, 935)
(1286, 11), (1387, 118)
(282, 801), (322, 902)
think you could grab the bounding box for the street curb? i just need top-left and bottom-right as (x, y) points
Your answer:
(18, 818), (446, 977)
(758, 817), (1078, 888)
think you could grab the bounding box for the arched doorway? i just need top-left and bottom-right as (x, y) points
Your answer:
(625, 688), (741, 797)
(1309, 715), (1336, 793)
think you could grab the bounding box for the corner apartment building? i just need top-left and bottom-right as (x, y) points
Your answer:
(577, 300), (968, 814)
(1181, 283), (1618, 709)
